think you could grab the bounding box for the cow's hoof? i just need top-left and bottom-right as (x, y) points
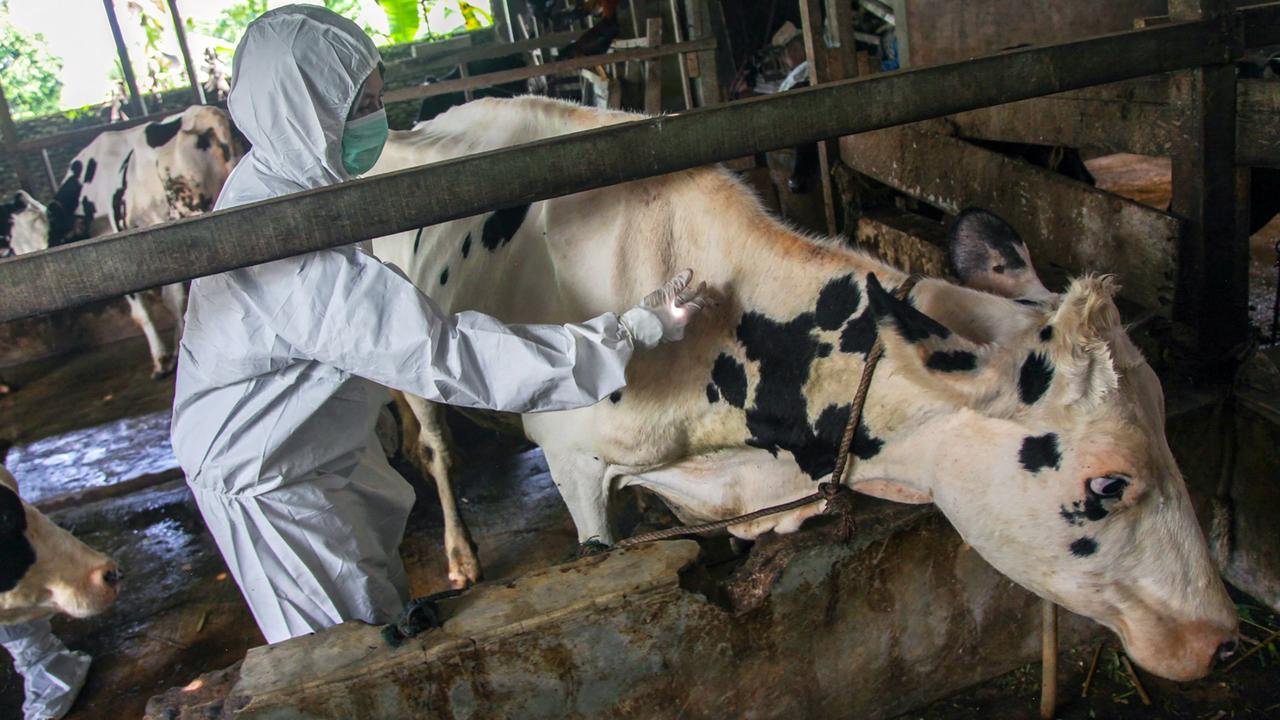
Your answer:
(447, 545), (482, 589)
(381, 588), (466, 647)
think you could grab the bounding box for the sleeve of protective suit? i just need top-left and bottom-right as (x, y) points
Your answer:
(226, 246), (634, 413)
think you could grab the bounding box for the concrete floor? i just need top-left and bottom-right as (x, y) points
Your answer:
(0, 336), (587, 720)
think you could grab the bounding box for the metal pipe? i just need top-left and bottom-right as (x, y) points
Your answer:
(0, 16), (1241, 322)
(102, 0), (148, 117)
(167, 0), (207, 105)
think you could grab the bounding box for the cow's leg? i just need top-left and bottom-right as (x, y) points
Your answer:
(398, 392), (481, 588)
(161, 282), (188, 351)
(541, 448), (613, 547)
(125, 292), (173, 378)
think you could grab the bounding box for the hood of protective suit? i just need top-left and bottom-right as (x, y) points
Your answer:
(218, 4), (381, 209)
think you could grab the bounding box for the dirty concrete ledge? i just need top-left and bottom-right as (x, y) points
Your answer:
(149, 502), (1102, 720)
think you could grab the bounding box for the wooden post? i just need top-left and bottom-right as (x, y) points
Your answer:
(0, 78), (37, 195)
(668, 0), (695, 109)
(644, 18), (663, 114)
(102, 0), (148, 117)
(799, 0), (858, 236)
(686, 0), (723, 106)
(167, 0), (206, 105)
(1169, 0), (1249, 368)
(1040, 600), (1058, 719)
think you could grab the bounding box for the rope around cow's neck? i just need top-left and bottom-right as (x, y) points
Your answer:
(616, 274), (923, 548)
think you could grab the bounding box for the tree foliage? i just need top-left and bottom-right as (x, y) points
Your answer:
(0, 13), (63, 118)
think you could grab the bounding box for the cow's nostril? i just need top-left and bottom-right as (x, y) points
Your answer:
(1217, 639), (1238, 661)
(102, 569), (120, 587)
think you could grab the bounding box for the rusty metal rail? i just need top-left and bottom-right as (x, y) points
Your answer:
(0, 7), (1277, 323)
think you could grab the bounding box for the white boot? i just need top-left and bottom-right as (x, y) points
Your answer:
(0, 619), (92, 720)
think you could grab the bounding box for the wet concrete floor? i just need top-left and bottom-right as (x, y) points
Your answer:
(0, 336), (585, 719)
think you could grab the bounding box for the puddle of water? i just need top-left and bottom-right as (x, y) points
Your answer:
(6, 411), (177, 503)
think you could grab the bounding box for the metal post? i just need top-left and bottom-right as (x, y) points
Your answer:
(167, 0), (206, 105)
(0, 78), (37, 194)
(102, 0), (149, 117)
(1169, 0), (1249, 367)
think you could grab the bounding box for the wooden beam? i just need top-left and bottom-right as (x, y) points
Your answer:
(1237, 79), (1280, 168)
(1169, 0), (1250, 358)
(167, 0), (206, 106)
(800, 0), (858, 236)
(385, 37), (715, 103)
(842, 127), (1181, 310)
(0, 16), (1237, 322)
(384, 30), (580, 82)
(668, 0), (696, 109)
(102, 0), (148, 117)
(644, 19), (664, 114)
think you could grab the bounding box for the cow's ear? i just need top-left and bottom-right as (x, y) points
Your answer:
(866, 273), (996, 405)
(1048, 275), (1122, 407)
(947, 208), (1052, 302)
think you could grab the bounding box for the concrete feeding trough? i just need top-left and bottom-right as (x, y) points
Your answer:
(148, 501), (1103, 719)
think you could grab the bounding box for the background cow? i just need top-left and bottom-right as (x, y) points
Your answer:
(369, 96), (1238, 682)
(0, 105), (242, 378)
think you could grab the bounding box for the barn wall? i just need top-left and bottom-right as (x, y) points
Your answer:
(904, 0), (1168, 67)
(0, 297), (172, 369)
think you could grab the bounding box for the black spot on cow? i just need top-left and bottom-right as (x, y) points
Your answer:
(0, 485), (36, 592)
(412, 227), (424, 255)
(817, 342), (833, 358)
(866, 272), (950, 342)
(480, 204), (530, 251)
(1069, 537), (1098, 557)
(711, 354), (747, 409)
(83, 158), (97, 183)
(609, 390), (623, 404)
(461, 233), (471, 258)
(1039, 325), (1054, 342)
(1019, 433), (1060, 473)
(1018, 352), (1054, 404)
(839, 310), (877, 355)
(439, 267), (449, 286)
(80, 198), (96, 227)
(815, 274), (861, 330)
(196, 128), (214, 151)
(145, 117), (183, 148)
(706, 383), (720, 404)
(926, 350), (978, 372)
(947, 208), (1028, 283)
(48, 164), (86, 245)
(112, 151), (134, 231)
(1059, 496), (1109, 526)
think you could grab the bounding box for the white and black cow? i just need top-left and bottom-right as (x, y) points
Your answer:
(0, 463), (119, 625)
(0, 105), (241, 377)
(369, 96), (1238, 681)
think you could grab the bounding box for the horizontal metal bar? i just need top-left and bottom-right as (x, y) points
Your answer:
(0, 17), (1231, 323)
(383, 30), (581, 78)
(385, 37), (716, 103)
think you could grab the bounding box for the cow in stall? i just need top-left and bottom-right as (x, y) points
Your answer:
(369, 96), (1237, 681)
(0, 463), (119, 624)
(0, 105), (242, 378)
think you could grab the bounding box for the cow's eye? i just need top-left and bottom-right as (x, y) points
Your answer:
(1087, 474), (1129, 499)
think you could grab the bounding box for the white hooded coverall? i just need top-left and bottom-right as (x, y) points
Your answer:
(171, 5), (645, 644)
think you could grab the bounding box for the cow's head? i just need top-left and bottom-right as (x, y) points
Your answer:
(859, 209), (1238, 681)
(0, 464), (120, 624)
(0, 191), (51, 257)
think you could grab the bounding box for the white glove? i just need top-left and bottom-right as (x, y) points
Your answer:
(619, 269), (711, 350)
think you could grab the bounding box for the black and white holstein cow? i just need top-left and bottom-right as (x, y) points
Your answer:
(0, 464), (119, 624)
(0, 105), (241, 377)
(370, 96), (1238, 681)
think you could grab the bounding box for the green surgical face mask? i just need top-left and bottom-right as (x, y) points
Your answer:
(341, 108), (388, 177)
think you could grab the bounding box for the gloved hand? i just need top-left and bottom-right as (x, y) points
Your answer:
(620, 269), (712, 349)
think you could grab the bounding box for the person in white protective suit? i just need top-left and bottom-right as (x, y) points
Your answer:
(0, 619), (90, 720)
(170, 4), (711, 646)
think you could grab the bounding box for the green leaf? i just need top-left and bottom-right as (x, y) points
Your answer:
(376, 0), (420, 43)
